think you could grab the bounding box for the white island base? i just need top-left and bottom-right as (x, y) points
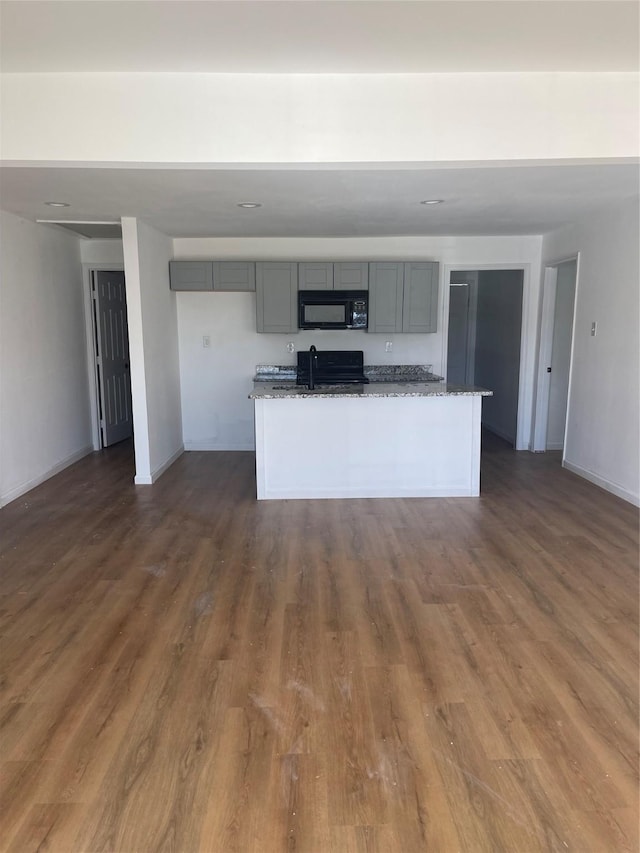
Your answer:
(254, 394), (484, 500)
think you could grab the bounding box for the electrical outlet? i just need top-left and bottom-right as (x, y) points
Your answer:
(385, 341), (393, 352)
(286, 342), (295, 353)
(202, 335), (211, 348)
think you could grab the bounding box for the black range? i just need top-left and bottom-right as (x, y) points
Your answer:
(296, 349), (369, 387)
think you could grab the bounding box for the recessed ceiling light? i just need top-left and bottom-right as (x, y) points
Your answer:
(237, 202), (262, 209)
(45, 201), (70, 207)
(420, 199), (444, 205)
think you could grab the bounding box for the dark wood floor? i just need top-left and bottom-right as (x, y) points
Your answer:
(1, 437), (638, 852)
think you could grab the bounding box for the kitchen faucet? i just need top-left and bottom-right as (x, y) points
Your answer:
(308, 345), (317, 390)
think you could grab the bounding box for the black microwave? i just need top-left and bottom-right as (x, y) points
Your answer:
(298, 290), (368, 330)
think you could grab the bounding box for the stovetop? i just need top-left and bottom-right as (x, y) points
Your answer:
(296, 349), (368, 386)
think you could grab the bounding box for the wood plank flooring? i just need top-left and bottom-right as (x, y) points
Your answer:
(0, 436), (638, 852)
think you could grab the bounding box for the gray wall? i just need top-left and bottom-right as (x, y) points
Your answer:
(474, 270), (524, 445)
(447, 271), (478, 385)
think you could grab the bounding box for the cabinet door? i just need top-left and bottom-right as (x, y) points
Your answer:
(298, 262), (333, 290)
(256, 262), (299, 334)
(402, 262), (439, 333)
(169, 261), (213, 291)
(334, 262), (369, 291)
(213, 261), (256, 291)
(368, 263), (404, 334)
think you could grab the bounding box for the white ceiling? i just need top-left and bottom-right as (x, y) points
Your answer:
(2, 162), (638, 238)
(1, 1), (638, 238)
(1, 0), (638, 73)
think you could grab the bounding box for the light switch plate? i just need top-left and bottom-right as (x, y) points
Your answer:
(202, 335), (211, 348)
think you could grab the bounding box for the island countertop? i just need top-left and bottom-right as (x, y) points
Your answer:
(251, 361), (493, 499)
(249, 381), (493, 400)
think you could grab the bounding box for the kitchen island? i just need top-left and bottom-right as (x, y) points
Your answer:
(249, 377), (492, 500)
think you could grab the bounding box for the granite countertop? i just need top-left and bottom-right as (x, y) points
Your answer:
(249, 381), (492, 400)
(253, 365), (297, 382)
(250, 362), (492, 399)
(253, 363), (444, 383)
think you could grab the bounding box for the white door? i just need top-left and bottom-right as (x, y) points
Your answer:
(547, 260), (577, 449)
(93, 270), (133, 447)
(532, 259), (578, 452)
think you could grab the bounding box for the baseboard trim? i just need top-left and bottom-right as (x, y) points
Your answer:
(1, 444), (94, 508)
(259, 485), (479, 500)
(562, 460), (639, 507)
(134, 445), (184, 486)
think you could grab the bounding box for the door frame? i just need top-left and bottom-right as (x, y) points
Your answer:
(531, 254), (580, 454)
(441, 263), (531, 451)
(82, 262), (125, 451)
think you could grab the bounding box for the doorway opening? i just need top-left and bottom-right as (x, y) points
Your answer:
(82, 264), (133, 450)
(91, 269), (133, 448)
(447, 269), (524, 448)
(532, 257), (578, 455)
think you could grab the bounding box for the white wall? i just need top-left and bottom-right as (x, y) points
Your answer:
(0, 212), (92, 506)
(541, 198), (639, 505)
(80, 239), (124, 265)
(2, 73), (637, 163)
(174, 235), (542, 451)
(122, 218), (183, 483)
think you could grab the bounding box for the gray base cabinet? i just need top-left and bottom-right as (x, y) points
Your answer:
(256, 263), (299, 334)
(369, 261), (439, 334)
(169, 261), (213, 291)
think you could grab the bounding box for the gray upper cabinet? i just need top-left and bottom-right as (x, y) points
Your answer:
(170, 257), (437, 334)
(299, 262), (368, 291)
(170, 260), (255, 291)
(169, 261), (213, 291)
(402, 262), (439, 333)
(298, 262), (334, 290)
(213, 261), (255, 291)
(256, 262), (299, 334)
(369, 263), (404, 334)
(368, 261), (439, 334)
(334, 262), (369, 291)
